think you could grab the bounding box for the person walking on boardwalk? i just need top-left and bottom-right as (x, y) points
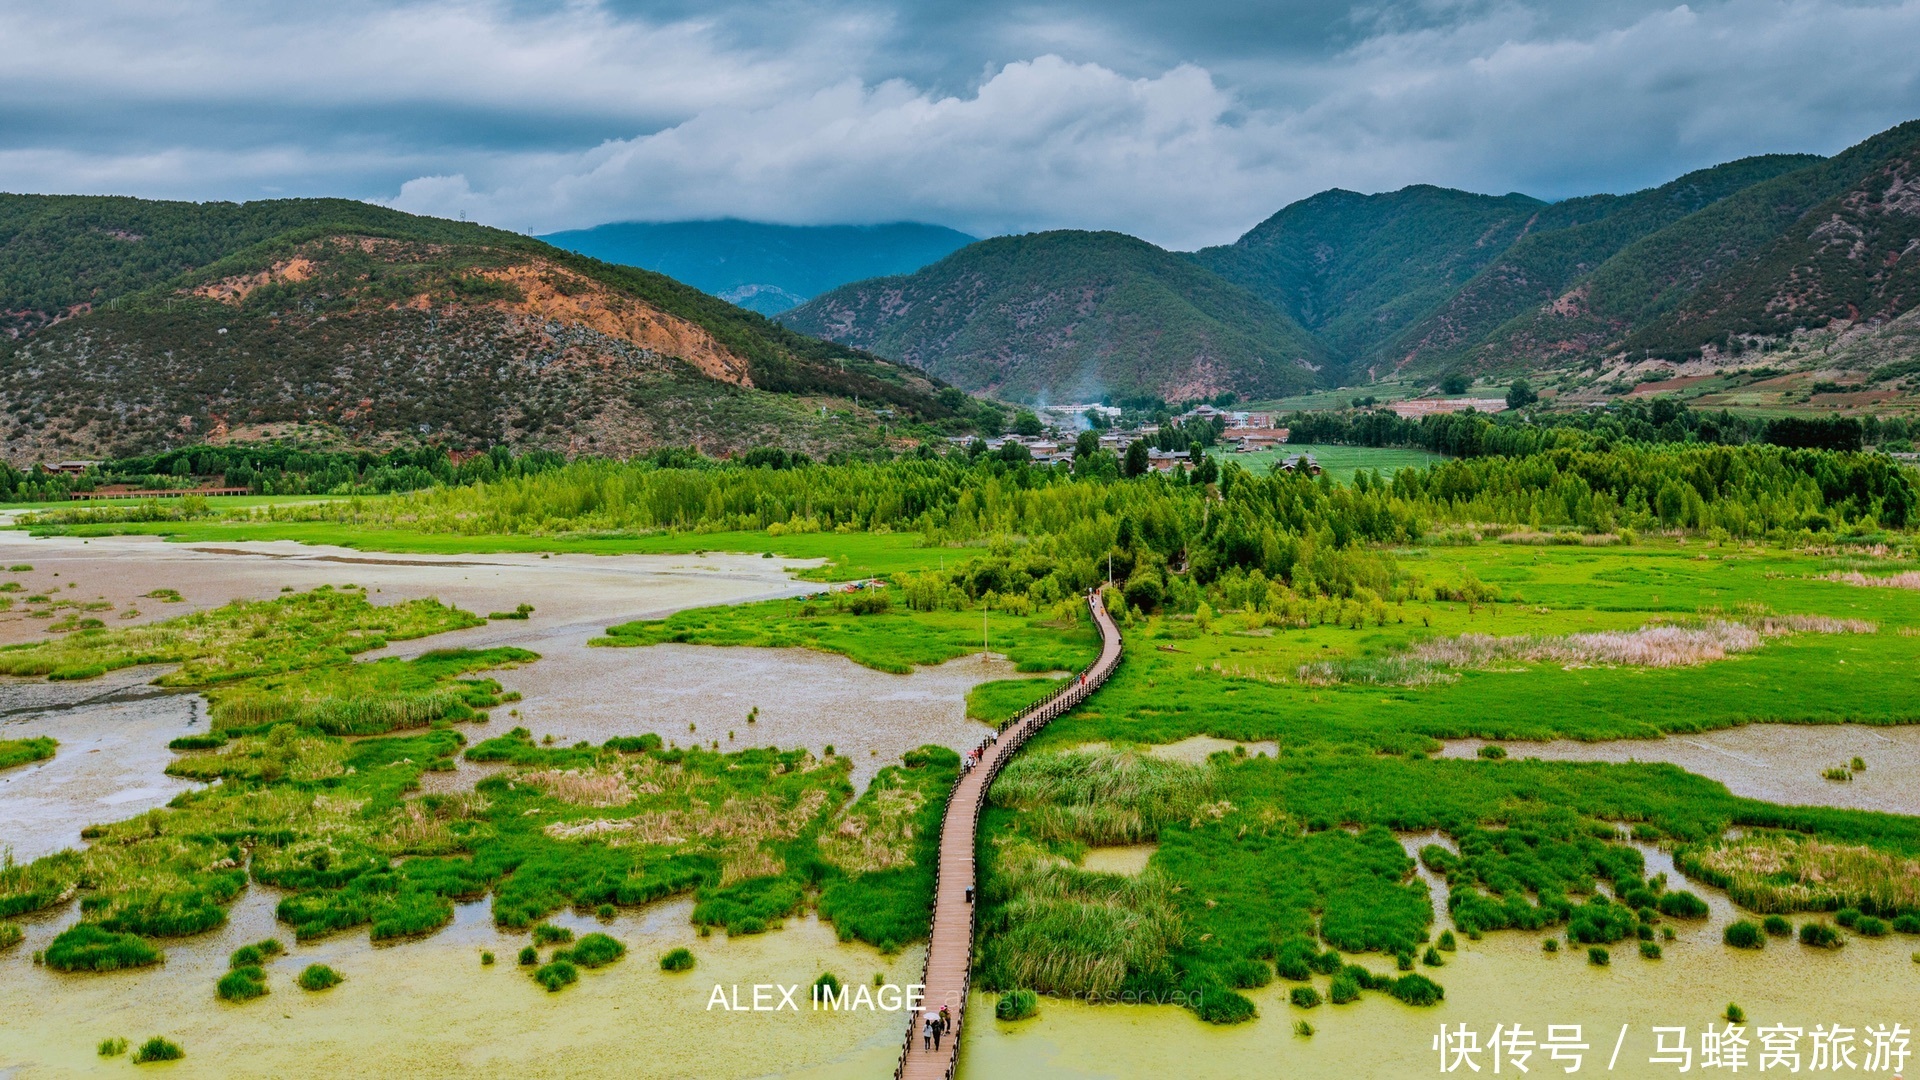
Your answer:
(923, 1013), (935, 1051)
(932, 1014), (944, 1052)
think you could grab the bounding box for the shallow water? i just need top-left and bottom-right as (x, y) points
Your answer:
(961, 839), (1920, 1079)
(1079, 844), (1157, 876)
(1442, 725), (1920, 816)
(416, 640), (1034, 789)
(0, 668), (203, 862)
(0, 886), (920, 1078)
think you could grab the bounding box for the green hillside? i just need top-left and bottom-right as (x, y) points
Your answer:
(1190, 185), (1549, 374)
(0, 196), (981, 460)
(1388, 154), (1822, 373)
(1624, 135), (1920, 360)
(781, 230), (1327, 403)
(1480, 121), (1920, 367)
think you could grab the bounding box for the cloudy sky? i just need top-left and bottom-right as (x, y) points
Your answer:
(3, 0), (1918, 248)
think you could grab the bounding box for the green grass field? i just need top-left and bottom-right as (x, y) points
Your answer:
(1208, 443), (1449, 478)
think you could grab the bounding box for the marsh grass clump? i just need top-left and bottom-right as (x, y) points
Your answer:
(990, 748), (1217, 844)
(297, 964), (342, 991)
(1290, 986), (1321, 1009)
(1893, 914), (1920, 934)
(0, 736), (57, 771)
(166, 733), (225, 751)
(1542, 938), (1558, 953)
(0, 921), (21, 950)
(1726, 1003), (1745, 1025)
(518, 946), (538, 966)
(534, 959), (578, 992)
(43, 925), (162, 972)
(1639, 941), (1662, 959)
(132, 1037), (183, 1064)
(1587, 947), (1610, 966)
(1294, 1020), (1314, 1037)
(216, 966), (268, 1002)
(228, 938), (283, 968)
(1390, 974), (1444, 1006)
(1854, 915), (1889, 937)
(560, 933), (625, 969)
(996, 988), (1039, 1021)
(1763, 915), (1792, 937)
(481, 951), (495, 965)
(1422, 946), (1444, 967)
(1476, 745), (1506, 760)
(1799, 922), (1843, 948)
(1822, 767), (1853, 782)
(660, 947), (695, 972)
(1656, 890), (1709, 919)
(531, 923), (573, 946)
(812, 972), (841, 1002)
(1329, 973), (1360, 1004)
(1436, 930), (1456, 951)
(98, 1037), (128, 1057)
(1723, 921), (1765, 949)
(595, 904), (616, 920)
(1835, 907), (1861, 928)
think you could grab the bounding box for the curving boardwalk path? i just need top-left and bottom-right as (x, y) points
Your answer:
(895, 590), (1124, 1080)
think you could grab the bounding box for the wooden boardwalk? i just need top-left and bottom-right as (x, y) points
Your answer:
(895, 590), (1124, 1080)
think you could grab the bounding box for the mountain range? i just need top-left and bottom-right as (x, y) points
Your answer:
(537, 219), (975, 315)
(784, 119), (1920, 404)
(0, 196), (975, 460)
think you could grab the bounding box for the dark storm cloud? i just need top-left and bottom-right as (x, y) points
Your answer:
(1, 0), (1917, 247)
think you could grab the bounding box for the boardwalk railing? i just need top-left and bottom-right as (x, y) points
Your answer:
(894, 589), (1124, 1080)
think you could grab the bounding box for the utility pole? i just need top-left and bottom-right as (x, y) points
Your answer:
(982, 599), (989, 660)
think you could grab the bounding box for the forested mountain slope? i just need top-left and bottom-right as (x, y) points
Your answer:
(782, 230), (1327, 403)
(0, 196), (973, 460)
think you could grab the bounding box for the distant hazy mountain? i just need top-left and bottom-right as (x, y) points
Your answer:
(537, 219), (976, 315)
(782, 230), (1326, 403)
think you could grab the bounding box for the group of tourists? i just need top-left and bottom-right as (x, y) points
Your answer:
(960, 729), (998, 775)
(921, 1006), (955, 1052)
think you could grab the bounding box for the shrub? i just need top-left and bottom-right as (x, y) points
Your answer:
(99, 1037), (128, 1057)
(1723, 921), (1765, 949)
(1799, 922), (1843, 948)
(1656, 891), (1709, 918)
(1329, 973), (1360, 1004)
(297, 964), (342, 991)
(1390, 974), (1445, 1006)
(1639, 941), (1662, 959)
(996, 988), (1039, 1021)
(1437, 930), (1456, 951)
(1422, 946), (1444, 967)
(1587, 947), (1610, 966)
(1762, 915), (1792, 937)
(534, 960), (578, 992)
(1893, 914), (1920, 934)
(1726, 1003), (1745, 1024)
(217, 966), (268, 1002)
(565, 933), (626, 969)
(133, 1037), (183, 1064)
(1855, 916), (1889, 938)
(660, 947), (695, 972)
(43, 925), (163, 972)
(1835, 907), (1861, 928)
(532, 923), (573, 946)
(1289, 986), (1321, 1009)
(1477, 745), (1507, 760)
(518, 946), (538, 966)
(1542, 938), (1559, 953)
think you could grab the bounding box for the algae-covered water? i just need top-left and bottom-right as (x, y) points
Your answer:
(961, 838), (1920, 1079)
